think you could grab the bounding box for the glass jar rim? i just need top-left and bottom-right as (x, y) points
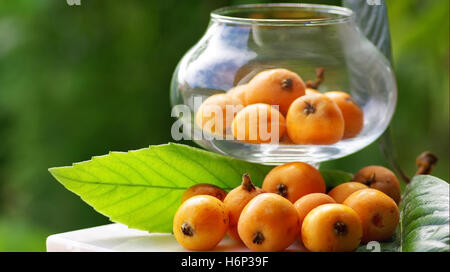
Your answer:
(211, 3), (354, 26)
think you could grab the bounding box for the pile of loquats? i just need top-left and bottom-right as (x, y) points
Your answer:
(195, 68), (364, 144)
(173, 163), (401, 252)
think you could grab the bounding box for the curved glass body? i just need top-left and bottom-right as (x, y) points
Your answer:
(170, 4), (397, 165)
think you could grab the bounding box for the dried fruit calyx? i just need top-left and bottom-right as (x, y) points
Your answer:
(281, 78), (293, 90)
(276, 184), (288, 197)
(303, 102), (316, 115)
(333, 221), (348, 236)
(252, 232), (265, 244)
(181, 222), (194, 236)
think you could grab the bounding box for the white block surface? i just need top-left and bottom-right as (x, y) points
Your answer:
(46, 223), (307, 252)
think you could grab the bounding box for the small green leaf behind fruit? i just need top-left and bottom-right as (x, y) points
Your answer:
(319, 169), (353, 191)
(49, 143), (273, 233)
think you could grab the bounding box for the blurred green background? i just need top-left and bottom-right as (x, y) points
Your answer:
(0, 0), (448, 251)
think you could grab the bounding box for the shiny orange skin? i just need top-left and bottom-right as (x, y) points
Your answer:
(325, 91), (364, 139)
(305, 88), (321, 95)
(232, 103), (286, 144)
(243, 69), (306, 115)
(343, 189), (400, 243)
(262, 162), (326, 203)
(352, 166), (402, 204)
(223, 175), (264, 243)
(301, 204), (363, 252)
(195, 93), (243, 136)
(286, 94), (344, 145)
(294, 193), (336, 229)
(181, 184), (227, 203)
(227, 84), (247, 103)
(173, 195), (229, 251)
(238, 193), (300, 252)
(328, 182), (369, 204)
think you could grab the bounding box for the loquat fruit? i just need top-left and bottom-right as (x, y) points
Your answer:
(243, 68), (306, 115)
(328, 182), (368, 204)
(286, 94), (344, 145)
(301, 204), (363, 252)
(173, 195), (228, 251)
(352, 166), (402, 204)
(262, 162), (326, 203)
(305, 88), (321, 95)
(181, 183), (227, 203)
(226, 84), (247, 103)
(343, 188), (400, 243)
(223, 173), (264, 243)
(238, 193), (300, 252)
(195, 93), (243, 137)
(294, 193), (336, 230)
(232, 103), (286, 144)
(324, 91), (364, 139)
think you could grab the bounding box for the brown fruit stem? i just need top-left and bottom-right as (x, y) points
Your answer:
(394, 151), (438, 184)
(306, 67), (325, 89)
(415, 151), (438, 176)
(241, 173), (256, 192)
(394, 165), (412, 184)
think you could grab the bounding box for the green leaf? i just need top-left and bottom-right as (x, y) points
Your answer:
(400, 175), (449, 252)
(358, 175), (449, 252)
(319, 169), (353, 189)
(49, 143), (273, 233)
